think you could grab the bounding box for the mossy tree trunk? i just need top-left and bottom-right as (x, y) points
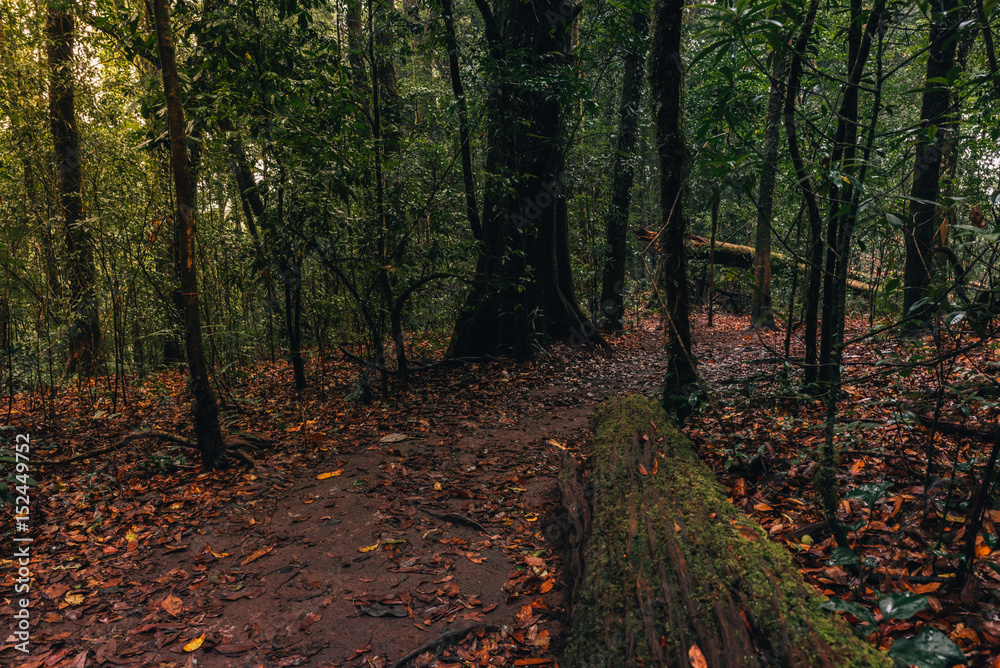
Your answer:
(561, 396), (893, 668)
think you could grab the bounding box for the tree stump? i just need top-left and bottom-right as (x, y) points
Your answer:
(561, 396), (892, 668)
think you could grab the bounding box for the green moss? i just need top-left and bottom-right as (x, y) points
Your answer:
(562, 396), (892, 668)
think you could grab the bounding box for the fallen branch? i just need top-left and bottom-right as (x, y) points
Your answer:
(914, 410), (998, 439)
(36, 429), (253, 467)
(389, 624), (497, 668)
(420, 507), (489, 533)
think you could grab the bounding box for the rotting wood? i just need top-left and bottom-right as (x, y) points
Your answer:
(560, 396), (893, 668)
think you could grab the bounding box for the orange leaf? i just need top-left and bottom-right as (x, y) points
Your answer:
(183, 633), (205, 652)
(688, 643), (708, 668)
(240, 544), (274, 565)
(160, 594), (183, 617)
(316, 469), (344, 480)
(638, 463), (649, 476)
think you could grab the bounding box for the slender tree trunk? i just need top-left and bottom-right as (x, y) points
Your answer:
(151, 0), (226, 468)
(440, 0), (482, 241)
(751, 49), (786, 330)
(347, 0), (369, 125)
(47, 1), (101, 376)
(903, 0), (960, 320)
(600, 0), (649, 331)
(707, 186), (719, 327)
(650, 0), (697, 420)
(784, 0), (823, 386)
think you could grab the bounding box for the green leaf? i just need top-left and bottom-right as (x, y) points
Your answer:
(845, 482), (892, 507)
(878, 592), (928, 621)
(827, 546), (861, 566)
(888, 627), (968, 667)
(819, 597), (877, 630)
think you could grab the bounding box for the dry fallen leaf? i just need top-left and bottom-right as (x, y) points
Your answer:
(160, 594), (184, 617)
(358, 543), (380, 553)
(183, 633), (205, 652)
(688, 643), (708, 668)
(316, 469), (344, 480)
(240, 545), (274, 566)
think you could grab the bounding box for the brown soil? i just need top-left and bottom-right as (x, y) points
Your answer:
(1, 322), (666, 668)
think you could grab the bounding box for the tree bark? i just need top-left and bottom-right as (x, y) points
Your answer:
(561, 396), (894, 668)
(599, 0), (649, 331)
(447, 0), (598, 359)
(151, 0), (226, 468)
(440, 0), (482, 241)
(650, 0), (697, 417)
(47, 1), (101, 376)
(903, 0), (960, 321)
(751, 49), (786, 331)
(783, 0), (823, 386)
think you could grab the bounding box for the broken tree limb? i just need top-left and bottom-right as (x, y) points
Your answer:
(561, 396), (892, 668)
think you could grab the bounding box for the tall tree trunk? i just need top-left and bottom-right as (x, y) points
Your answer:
(784, 0), (823, 386)
(47, 1), (101, 376)
(346, 0), (369, 125)
(441, 0), (482, 241)
(151, 0), (226, 468)
(600, 0), (649, 331)
(447, 0), (599, 359)
(650, 0), (697, 420)
(903, 0), (960, 321)
(374, 0), (400, 154)
(751, 49), (786, 330)
(817, 0), (884, 387)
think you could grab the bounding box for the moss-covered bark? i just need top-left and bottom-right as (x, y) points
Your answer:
(561, 396), (892, 668)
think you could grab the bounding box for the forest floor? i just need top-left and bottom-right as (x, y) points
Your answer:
(2, 312), (1000, 667)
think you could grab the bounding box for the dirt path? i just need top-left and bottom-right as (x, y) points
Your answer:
(5, 323), (666, 668)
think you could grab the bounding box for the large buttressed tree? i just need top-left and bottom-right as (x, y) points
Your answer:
(48, 0), (101, 375)
(446, 0), (599, 359)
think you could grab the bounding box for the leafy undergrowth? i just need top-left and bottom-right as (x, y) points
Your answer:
(0, 322), (665, 667)
(688, 312), (1000, 668)
(3, 312), (1000, 667)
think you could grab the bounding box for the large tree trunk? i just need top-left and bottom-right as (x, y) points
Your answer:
(561, 397), (894, 668)
(750, 49), (786, 331)
(902, 0), (960, 320)
(650, 0), (697, 416)
(47, 1), (101, 376)
(599, 0), (649, 331)
(447, 0), (598, 359)
(151, 0), (226, 468)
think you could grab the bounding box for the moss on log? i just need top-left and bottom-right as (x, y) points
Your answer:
(561, 396), (892, 668)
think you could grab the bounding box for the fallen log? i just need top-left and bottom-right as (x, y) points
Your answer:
(561, 396), (892, 668)
(686, 235), (874, 295)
